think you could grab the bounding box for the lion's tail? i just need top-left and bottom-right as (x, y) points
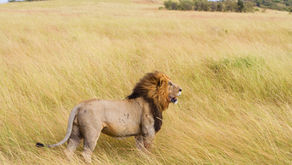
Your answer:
(36, 104), (81, 148)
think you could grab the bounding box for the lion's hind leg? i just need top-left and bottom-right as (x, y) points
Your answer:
(81, 125), (102, 163)
(64, 122), (81, 160)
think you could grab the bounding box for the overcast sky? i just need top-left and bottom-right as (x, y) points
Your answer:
(0, 0), (8, 4)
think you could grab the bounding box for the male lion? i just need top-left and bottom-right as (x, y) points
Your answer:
(36, 71), (182, 163)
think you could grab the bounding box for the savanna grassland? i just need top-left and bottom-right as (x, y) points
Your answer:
(0, 0), (292, 164)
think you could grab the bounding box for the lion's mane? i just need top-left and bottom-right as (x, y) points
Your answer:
(127, 71), (170, 132)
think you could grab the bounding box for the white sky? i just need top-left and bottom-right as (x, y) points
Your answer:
(0, 0), (8, 4)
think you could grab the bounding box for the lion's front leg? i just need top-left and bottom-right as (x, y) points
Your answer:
(135, 133), (154, 152)
(142, 131), (155, 150)
(141, 113), (156, 151)
(135, 135), (144, 150)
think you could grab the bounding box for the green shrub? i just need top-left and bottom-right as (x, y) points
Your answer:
(164, 0), (179, 10)
(178, 0), (193, 10)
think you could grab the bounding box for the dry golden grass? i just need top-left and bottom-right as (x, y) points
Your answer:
(0, 0), (291, 164)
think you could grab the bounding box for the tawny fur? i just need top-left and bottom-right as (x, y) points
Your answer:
(36, 71), (182, 163)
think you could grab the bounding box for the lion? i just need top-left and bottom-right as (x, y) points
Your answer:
(36, 71), (182, 163)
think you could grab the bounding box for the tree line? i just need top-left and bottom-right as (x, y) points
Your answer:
(164, 0), (292, 12)
(255, 0), (292, 11)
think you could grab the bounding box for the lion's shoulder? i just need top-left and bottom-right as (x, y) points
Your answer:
(127, 71), (170, 133)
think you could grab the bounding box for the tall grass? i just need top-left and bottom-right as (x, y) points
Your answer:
(0, 0), (291, 164)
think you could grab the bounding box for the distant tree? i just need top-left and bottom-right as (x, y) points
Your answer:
(224, 0), (237, 11)
(164, 0), (179, 10)
(285, 0), (292, 6)
(193, 1), (199, 10)
(262, 0), (272, 6)
(217, 2), (223, 11)
(238, 0), (244, 12)
(243, 1), (255, 12)
(179, 0), (193, 10)
(201, 1), (209, 11)
(256, 0), (261, 6)
(209, 1), (217, 11)
(164, 0), (172, 9)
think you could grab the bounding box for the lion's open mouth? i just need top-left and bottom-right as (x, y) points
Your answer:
(170, 97), (178, 104)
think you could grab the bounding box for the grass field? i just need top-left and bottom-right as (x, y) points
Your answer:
(0, 0), (292, 164)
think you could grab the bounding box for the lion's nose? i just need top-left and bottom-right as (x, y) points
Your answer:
(179, 88), (182, 92)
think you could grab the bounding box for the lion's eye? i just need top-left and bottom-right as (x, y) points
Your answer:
(168, 82), (173, 86)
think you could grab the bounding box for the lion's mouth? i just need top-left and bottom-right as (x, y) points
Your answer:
(170, 96), (178, 104)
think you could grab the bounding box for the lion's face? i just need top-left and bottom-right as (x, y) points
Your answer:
(127, 71), (182, 110)
(167, 80), (182, 104)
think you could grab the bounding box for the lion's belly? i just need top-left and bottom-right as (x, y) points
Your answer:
(101, 121), (141, 137)
(100, 100), (142, 137)
(101, 114), (141, 137)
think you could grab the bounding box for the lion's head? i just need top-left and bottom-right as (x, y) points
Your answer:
(127, 71), (182, 132)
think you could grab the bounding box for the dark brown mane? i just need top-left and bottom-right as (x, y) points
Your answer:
(127, 71), (170, 133)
